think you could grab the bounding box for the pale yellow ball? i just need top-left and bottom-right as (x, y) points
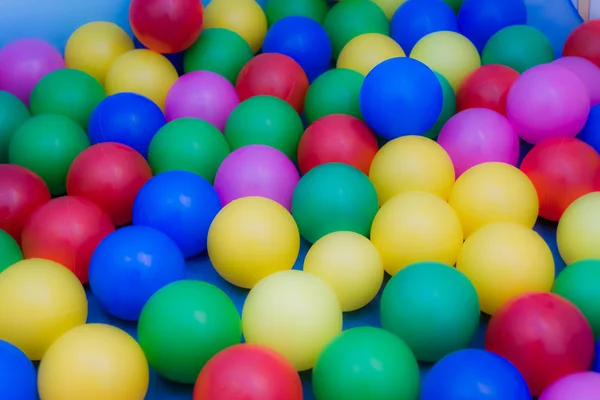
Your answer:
(557, 192), (600, 264)
(337, 33), (405, 76)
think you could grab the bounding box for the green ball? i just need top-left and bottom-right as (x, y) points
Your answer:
(266, 0), (329, 26)
(292, 163), (379, 243)
(380, 261), (480, 362)
(224, 96), (304, 160)
(313, 327), (420, 400)
(184, 28), (254, 84)
(0, 229), (23, 274)
(553, 259), (600, 338)
(482, 25), (555, 73)
(0, 91), (30, 163)
(323, 0), (390, 58)
(29, 68), (106, 128)
(138, 280), (242, 384)
(442, 0), (464, 13)
(148, 118), (230, 183)
(304, 68), (364, 124)
(9, 114), (90, 196)
(424, 72), (456, 139)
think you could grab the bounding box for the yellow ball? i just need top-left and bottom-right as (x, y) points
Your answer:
(557, 192), (600, 264)
(65, 22), (134, 85)
(204, 0), (267, 53)
(457, 222), (554, 315)
(337, 33), (406, 76)
(303, 231), (384, 312)
(371, 0), (407, 19)
(105, 49), (178, 110)
(410, 31), (481, 91)
(369, 135), (455, 205)
(449, 162), (539, 237)
(242, 270), (342, 371)
(208, 197), (300, 289)
(370, 190), (463, 275)
(0, 259), (87, 360)
(38, 324), (149, 400)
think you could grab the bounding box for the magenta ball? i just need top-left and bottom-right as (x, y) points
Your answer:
(164, 71), (240, 131)
(214, 145), (300, 211)
(539, 372), (600, 400)
(506, 63), (590, 145)
(0, 38), (64, 106)
(553, 56), (600, 107)
(437, 108), (520, 177)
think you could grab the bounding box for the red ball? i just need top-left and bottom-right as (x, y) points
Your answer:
(130, 0), (204, 54)
(236, 53), (309, 113)
(67, 143), (152, 226)
(563, 20), (600, 68)
(456, 64), (520, 115)
(21, 196), (115, 283)
(520, 137), (600, 221)
(0, 165), (50, 244)
(485, 292), (595, 396)
(194, 344), (303, 400)
(297, 114), (378, 175)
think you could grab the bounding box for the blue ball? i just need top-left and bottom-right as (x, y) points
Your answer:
(88, 93), (166, 158)
(594, 337), (600, 372)
(132, 171), (222, 258)
(262, 16), (333, 82)
(578, 103), (600, 153)
(458, 0), (527, 52)
(89, 226), (186, 321)
(421, 349), (532, 400)
(0, 340), (37, 400)
(359, 57), (443, 140)
(391, 0), (458, 55)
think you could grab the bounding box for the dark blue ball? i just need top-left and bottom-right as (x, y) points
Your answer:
(0, 340), (37, 400)
(578, 103), (600, 153)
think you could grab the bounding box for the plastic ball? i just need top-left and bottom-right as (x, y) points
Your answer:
(424, 72), (456, 139)
(596, 339), (600, 372)
(506, 63), (590, 144)
(266, 0), (328, 26)
(148, 118), (230, 183)
(563, 20), (600, 68)
(410, 31), (481, 91)
(208, 197), (300, 288)
(457, 222), (554, 315)
(89, 226), (186, 321)
(204, 0), (267, 53)
(242, 270), (343, 371)
(9, 114), (90, 196)
(323, 0), (389, 58)
(304, 68), (364, 123)
(193, 344), (302, 400)
(0, 259), (87, 360)
(65, 22), (134, 85)
(38, 324), (149, 400)
(0, 38), (64, 106)
(360, 57), (443, 139)
(485, 292), (595, 396)
(540, 372), (600, 400)
(437, 108), (520, 177)
(0, 165), (50, 243)
(88, 92), (166, 158)
(420, 349), (531, 400)
(554, 56), (600, 107)
(183, 28), (253, 84)
(371, 0), (405, 19)
(130, 0), (204, 54)
(370, 191), (463, 275)
(298, 114), (378, 175)
(105, 49), (178, 110)
(304, 231), (383, 312)
(337, 33), (405, 77)
(224, 96), (304, 160)
(0, 91), (29, 163)
(138, 280), (242, 384)
(456, 64), (520, 115)
(557, 192), (600, 264)
(0, 340), (37, 400)
(236, 53), (309, 113)
(0, 229), (22, 274)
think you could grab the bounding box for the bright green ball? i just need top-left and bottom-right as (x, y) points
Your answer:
(313, 327), (420, 400)
(424, 72), (456, 139)
(138, 280), (242, 384)
(266, 0), (329, 26)
(0, 91), (30, 163)
(0, 229), (23, 274)
(292, 163), (379, 243)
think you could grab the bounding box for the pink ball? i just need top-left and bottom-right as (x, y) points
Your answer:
(214, 145), (300, 211)
(437, 108), (520, 177)
(506, 63), (590, 145)
(539, 372), (600, 400)
(553, 56), (600, 107)
(164, 71), (240, 131)
(0, 38), (64, 106)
